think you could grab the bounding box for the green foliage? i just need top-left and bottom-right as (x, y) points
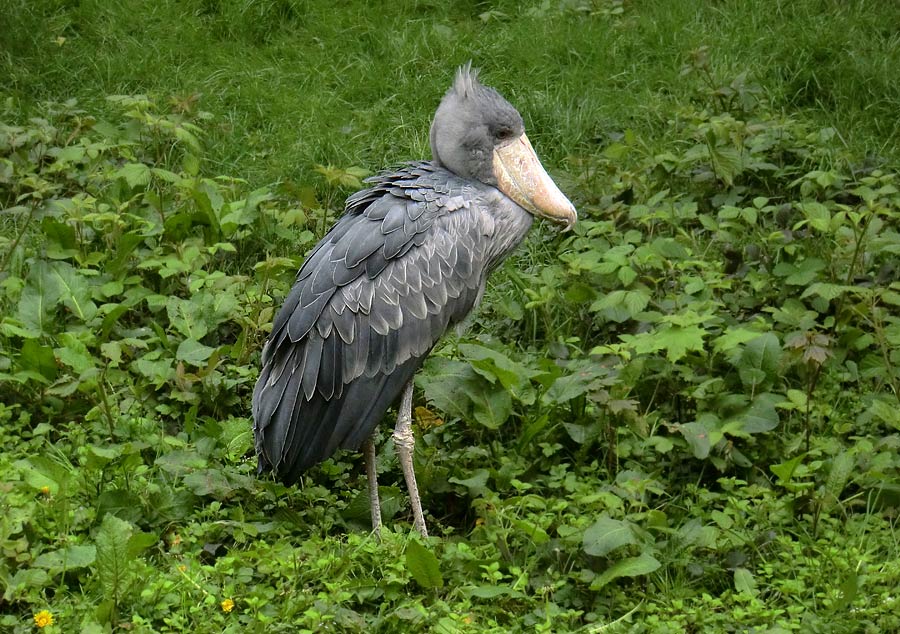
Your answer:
(405, 540), (444, 590)
(2, 1), (900, 633)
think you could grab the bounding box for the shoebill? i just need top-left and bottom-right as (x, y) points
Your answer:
(252, 64), (577, 537)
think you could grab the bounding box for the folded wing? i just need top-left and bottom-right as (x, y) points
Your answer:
(252, 163), (495, 483)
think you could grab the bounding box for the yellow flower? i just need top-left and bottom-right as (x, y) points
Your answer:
(33, 610), (54, 628)
(221, 598), (235, 613)
(40, 486), (51, 496)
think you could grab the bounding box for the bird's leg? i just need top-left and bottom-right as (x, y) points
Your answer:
(392, 381), (428, 537)
(363, 437), (382, 535)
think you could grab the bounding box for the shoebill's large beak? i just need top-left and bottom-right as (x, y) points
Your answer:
(492, 133), (577, 230)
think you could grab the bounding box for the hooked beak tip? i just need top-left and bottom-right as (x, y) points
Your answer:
(493, 133), (577, 230)
(562, 207), (578, 231)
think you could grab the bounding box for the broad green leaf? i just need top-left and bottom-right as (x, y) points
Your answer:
(157, 450), (208, 475)
(713, 328), (763, 354)
(734, 567), (758, 596)
(405, 540), (443, 589)
(0, 320), (40, 339)
(220, 187), (272, 234)
(678, 420), (714, 459)
(173, 125), (201, 152)
(677, 519), (719, 549)
(563, 421), (597, 444)
(183, 469), (237, 498)
(621, 324), (706, 362)
(448, 469), (490, 496)
(737, 333), (781, 389)
(96, 514), (134, 602)
(823, 451), (855, 507)
(880, 289), (900, 307)
(774, 258), (825, 286)
(832, 569), (859, 612)
(41, 216), (76, 254)
(33, 545), (97, 573)
(801, 282), (852, 301)
(735, 393), (780, 434)
(51, 144), (86, 164)
(4, 569), (51, 600)
(205, 288), (239, 327)
(151, 167), (182, 183)
(517, 413), (550, 451)
(55, 332), (96, 374)
(16, 260), (61, 335)
(460, 343), (538, 396)
(127, 532), (158, 557)
(15, 456), (72, 494)
(101, 341), (122, 365)
(650, 236), (689, 259)
(166, 296), (209, 339)
(418, 358), (474, 421)
(623, 289), (651, 315)
(87, 444), (121, 466)
(590, 289), (650, 321)
(18, 340), (58, 382)
(97, 490), (144, 524)
(419, 356), (512, 428)
(656, 325), (707, 361)
(343, 486), (402, 524)
(176, 339), (215, 365)
(470, 384), (512, 429)
(583, 514), (636, 557)
(868, 398), (900, 430)
(219, 417), (254, 459)
(709, 144), (744, 185)
(590, 553), (661, 590)
(543, 372), (593, 405)
(770, 454), (805, 484)
(51, 261), (98, 322)
(147, 489), (199, 524)
(618, 266), (637, 286)
(886, 321), (900, 347)
(798, 201), (831, 232)
(131, 357), (175, 385)
(509, 518), (550, 545)
(115, 162), (151, 188)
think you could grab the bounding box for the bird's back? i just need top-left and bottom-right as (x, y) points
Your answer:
(252, 162), (532, 483)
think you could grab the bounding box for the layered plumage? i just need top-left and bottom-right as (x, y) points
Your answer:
(252, 162), (533, 483)
(252, 65), (576, 504)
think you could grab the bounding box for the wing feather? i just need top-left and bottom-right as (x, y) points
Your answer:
(300, 335), (323, 400)
(252, 162), (531, 482)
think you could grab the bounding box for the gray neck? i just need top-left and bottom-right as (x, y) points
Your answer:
(483, 191), (534, 275)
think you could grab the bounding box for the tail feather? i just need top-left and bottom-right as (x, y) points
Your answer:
(256, 354), (424, 485)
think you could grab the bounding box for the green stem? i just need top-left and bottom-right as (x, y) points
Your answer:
(0, 200), (38, 276)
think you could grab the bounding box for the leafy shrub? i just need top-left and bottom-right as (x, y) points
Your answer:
(1, 65), (899, 634)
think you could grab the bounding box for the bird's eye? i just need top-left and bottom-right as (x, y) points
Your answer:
(496, 128), (514, 140)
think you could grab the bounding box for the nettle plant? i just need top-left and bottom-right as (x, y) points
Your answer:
(516, 76), (900, 491)
(0, 95), (337, 625)
(402, 72), (900, 626)
(420, 70), (900, 515)
(1, 69), (898, 630)
(0, 96), (294, 430)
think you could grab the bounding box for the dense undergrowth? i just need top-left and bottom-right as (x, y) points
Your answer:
(2, 1), (900, 633)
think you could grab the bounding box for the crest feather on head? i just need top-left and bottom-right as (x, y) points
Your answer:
(453, 61), (481, 99)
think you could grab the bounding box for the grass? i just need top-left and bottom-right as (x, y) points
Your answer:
(5, 0), (900, 184)
(2, 1), (900, 632)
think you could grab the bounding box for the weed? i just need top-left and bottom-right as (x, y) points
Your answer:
(2, 1), (900, 632)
